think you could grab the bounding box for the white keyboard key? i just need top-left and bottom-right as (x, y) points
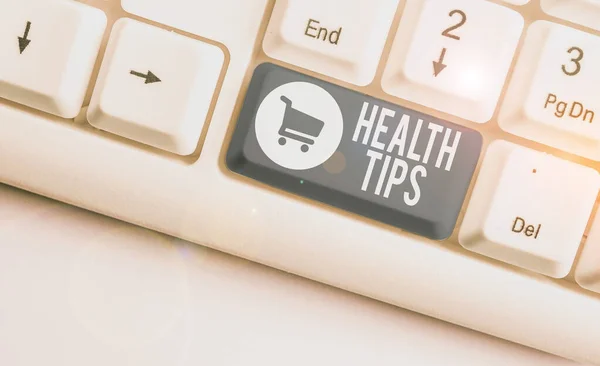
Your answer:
(576, 212), (600, 294)
(88, 19), (224, 155)
(381, 0), (523, 123)
(0, 0), (106, 118)
(499, 21), (600, 160)
(262, 0), (400, 86)
(541, 0), (600, 32)
(459, 140), (600, 278)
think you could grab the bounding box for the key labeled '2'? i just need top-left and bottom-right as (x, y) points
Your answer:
(382, 0), (524, 123)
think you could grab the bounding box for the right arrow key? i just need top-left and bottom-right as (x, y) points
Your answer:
(88, 18), (225, 156)
(130, 70), (161, 84)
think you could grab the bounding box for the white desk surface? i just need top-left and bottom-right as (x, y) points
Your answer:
(0, 184), (580, 366)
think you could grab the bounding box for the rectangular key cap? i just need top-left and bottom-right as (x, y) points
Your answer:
(0, 0), (106, 118)
(227, 64), (482, 240)
(382, 0), (523, 123)
(499, 21), (600, 160)
(459, 140), (600, 278)
(88, 19), (224, 155)
(576, 213), (600, 294)
(541, 0), (600, 31)
(263, 0), (400, 86)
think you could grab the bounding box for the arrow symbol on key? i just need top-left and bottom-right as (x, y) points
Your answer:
(432, 48), (447, 77)
(130, 70), (161, 84)
(18, 21), (32, 54)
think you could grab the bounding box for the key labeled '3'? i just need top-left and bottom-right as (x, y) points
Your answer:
(500, 21), (600, 160)
(544, 93), (594, 123)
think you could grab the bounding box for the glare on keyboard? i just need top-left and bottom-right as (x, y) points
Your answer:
(452, 63), (488, 100)
(383, 0), (523, 122)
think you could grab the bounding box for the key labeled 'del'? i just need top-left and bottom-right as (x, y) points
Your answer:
(511, 217), (541, 239)
(459, 140), (600, 278)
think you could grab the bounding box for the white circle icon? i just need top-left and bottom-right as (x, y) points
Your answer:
(254, 82), (344, 171)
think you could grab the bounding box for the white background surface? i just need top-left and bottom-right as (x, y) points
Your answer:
(0, 183), (580, 365)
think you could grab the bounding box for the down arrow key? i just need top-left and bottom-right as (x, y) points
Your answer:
(432, 48), (447, 77)
(18, 21), (32, 54)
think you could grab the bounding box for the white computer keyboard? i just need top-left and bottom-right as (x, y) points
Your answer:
(2, 0), (600, 363)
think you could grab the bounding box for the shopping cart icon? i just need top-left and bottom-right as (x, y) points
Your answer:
(278, 95), (325, 153)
